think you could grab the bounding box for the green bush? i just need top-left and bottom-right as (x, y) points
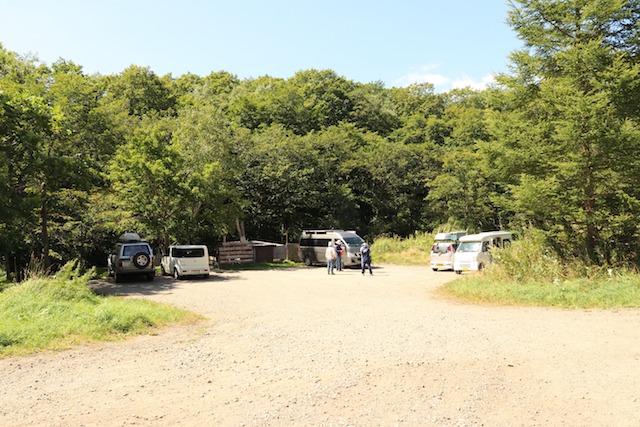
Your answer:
(488, 229), (563, 282)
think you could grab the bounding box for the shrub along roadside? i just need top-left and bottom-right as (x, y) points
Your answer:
(0, 261), (201, 359)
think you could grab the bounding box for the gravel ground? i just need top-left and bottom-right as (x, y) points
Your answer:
(1, 265), (639, 426)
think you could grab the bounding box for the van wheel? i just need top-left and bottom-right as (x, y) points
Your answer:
(432, 268), (438, 272)
(160, 264), (166, 275)
(174, 268), (180, 280)
(304, 257), (312, 267)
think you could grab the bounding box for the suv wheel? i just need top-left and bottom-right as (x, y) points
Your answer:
(133, 252), (150, 269)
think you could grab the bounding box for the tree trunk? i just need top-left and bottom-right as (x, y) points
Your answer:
(40, 181), (50, 268)
(582, 150), (598, 264)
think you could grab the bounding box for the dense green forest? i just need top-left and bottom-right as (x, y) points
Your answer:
(2, 0), (640, 277)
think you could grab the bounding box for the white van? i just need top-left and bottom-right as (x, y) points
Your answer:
(453, 231), (512, 274)
(161, 245), (210, 279)
(299, 229), (365, 267)
(430, 231), (467, 271)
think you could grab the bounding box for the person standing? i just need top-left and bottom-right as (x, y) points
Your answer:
(360, 242), (372, 275)
(335, 241), (343, 271)
(325, 241), (337, 275)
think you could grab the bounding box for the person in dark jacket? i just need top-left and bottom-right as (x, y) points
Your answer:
(335, 241), (343, 271)
(360, 242), (372, 275)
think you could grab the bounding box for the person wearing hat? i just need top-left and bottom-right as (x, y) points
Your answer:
(360, 242), (372, 275)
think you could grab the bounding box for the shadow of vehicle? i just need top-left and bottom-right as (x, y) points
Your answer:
(90, 271), (242, 296)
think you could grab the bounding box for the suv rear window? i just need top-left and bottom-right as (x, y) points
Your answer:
(122, 244), (151, 256)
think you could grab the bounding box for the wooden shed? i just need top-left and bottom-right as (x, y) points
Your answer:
(217, 240), (290, 264)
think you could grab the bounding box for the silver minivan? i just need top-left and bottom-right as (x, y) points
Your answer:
(299, 229), (364, 267)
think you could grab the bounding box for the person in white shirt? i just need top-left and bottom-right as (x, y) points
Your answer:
(325, 241), (337, 275)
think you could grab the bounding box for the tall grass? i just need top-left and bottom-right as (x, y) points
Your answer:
(0, 261), (200, 358)
(372, 231), (434, 265)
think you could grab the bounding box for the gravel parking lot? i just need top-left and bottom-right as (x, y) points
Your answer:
(1, 265), (639, 426)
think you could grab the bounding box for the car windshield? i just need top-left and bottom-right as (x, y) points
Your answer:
(457, 242), (482, 253)
(122, 244), (150, 256)
(344, 236), (364, 247)
(172, 248), (205, 258)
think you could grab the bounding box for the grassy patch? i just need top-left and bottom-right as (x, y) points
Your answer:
(0, 261), (201, 359)
(440, 272), (640, 309)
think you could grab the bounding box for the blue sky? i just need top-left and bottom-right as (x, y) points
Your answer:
(1, 0), (522, 92)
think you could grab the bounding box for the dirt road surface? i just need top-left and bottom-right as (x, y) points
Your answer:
(1, 265), (639, 426)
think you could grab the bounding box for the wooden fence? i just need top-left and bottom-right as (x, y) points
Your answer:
(217, 241), (299, 264)
(217, 242), (254, 264)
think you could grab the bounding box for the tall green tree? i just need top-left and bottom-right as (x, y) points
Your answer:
(0, 47), (51, 276)
(496, 0), (640, 263)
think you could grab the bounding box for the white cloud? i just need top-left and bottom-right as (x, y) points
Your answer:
(450, 74), (495, 90)
(394, 65), (449, 88)
(394, 65), (496, 92)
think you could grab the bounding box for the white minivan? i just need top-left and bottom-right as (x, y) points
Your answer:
(430, 231), (467, 271)
(161, 245), (210, 279)
(453, 231), (512, 274)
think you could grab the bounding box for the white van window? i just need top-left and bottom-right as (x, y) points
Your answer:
(458, 242), (482, 252)
(172, 248), (206, 258)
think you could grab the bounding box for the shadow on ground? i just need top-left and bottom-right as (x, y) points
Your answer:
(90, 270), (242, 296)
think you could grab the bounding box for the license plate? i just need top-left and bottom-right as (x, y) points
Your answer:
(437, 264), (444, 267)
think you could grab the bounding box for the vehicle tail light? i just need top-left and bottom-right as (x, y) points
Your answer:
(430, 245), (435, 252)
(448, 245), (452, 253)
